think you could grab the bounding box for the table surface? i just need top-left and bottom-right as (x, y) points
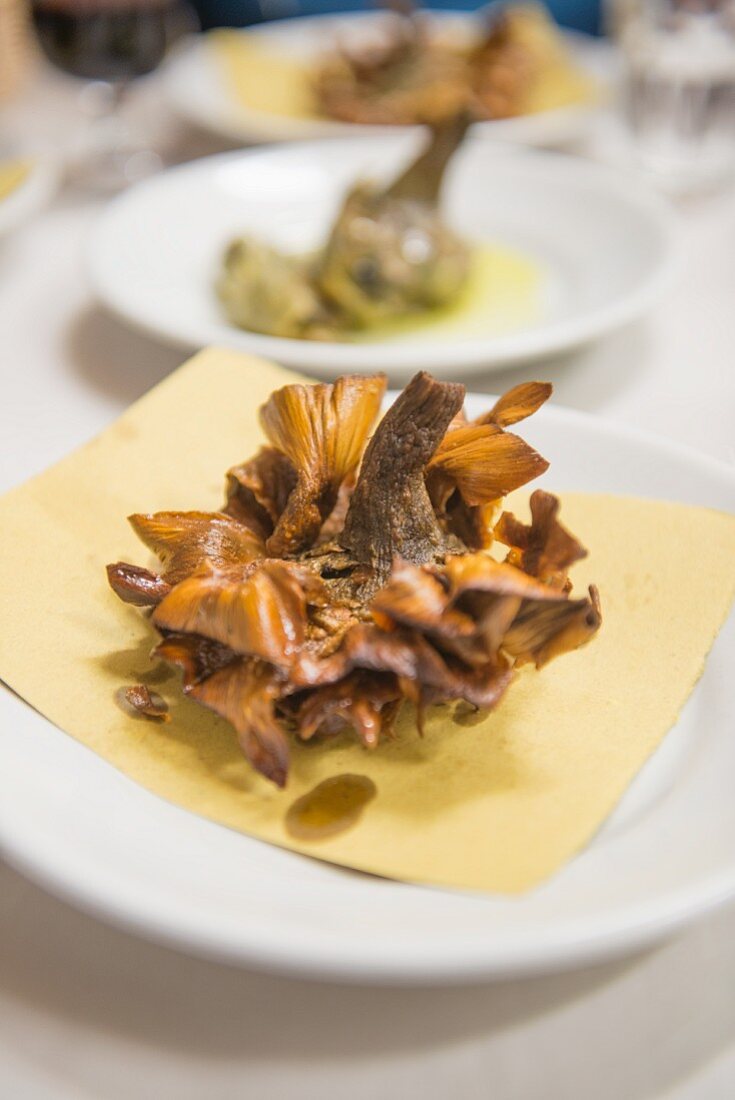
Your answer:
(1, 63), (734, 1100)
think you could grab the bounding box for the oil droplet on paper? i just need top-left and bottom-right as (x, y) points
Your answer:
(454, 702), (490, 727)
(285, 774), (377, 841)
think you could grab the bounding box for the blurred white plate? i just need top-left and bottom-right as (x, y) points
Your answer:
(89, 139), (682, 380)
(88, 140), (679, 379)
(0, 400), (733, 984)
(0, 159), (57, 238)
(161, 13), (611, 148)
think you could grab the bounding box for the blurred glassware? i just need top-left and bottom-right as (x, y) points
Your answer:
(30, 0), (197, 188)
(0, 0), (34, 104)
(613, 0), (735, 191)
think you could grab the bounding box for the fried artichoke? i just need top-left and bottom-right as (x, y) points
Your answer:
(108, 373), (601, 787)
(217, 114), (471, 340)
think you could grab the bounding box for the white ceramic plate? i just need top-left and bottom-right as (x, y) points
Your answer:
(0, 158), (57, 238)
(161, 13), (611, 148)
(88, 141), (679, 379)
(1, 398), (733, 984)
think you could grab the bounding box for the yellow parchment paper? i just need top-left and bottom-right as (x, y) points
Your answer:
(211, 32), (317, 120)
(0, 159), (30, 202)
(0, 348), (733, 893)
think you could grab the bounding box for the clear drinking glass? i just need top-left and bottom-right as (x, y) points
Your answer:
(616, 0), (735, 191)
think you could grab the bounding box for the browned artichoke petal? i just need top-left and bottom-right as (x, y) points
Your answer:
(106, 562), (171, 607)
(370, 558), (457, 631)
(152, 560), (324, 668)
(373, 557), (557, 667)
(503, 586), (602, 668)
(476, 382), (553, 428)
(428, 423), (549, 506)
(442, 553), (560, 601)
(224, 446), (297, 539)
(128, 511), (265, 585)
(495, 489), (587, 584)
(344, 623), (513, 710)
(443, 498), (501, 552)
(190, 659), (290, 787)
(442, 558), (531, 661)
(153, 633), (237, 691)
(260, 374), (387, 556)
(294, 672), (401, 748)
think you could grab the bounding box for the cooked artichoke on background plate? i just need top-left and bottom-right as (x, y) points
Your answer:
(217, 114), (472, 340)
(314, 2), (592, 126)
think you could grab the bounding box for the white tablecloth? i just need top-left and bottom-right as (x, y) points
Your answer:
(1, 65), (734, 1100)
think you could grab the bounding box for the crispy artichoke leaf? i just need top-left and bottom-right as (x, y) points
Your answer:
(428, 423), (549, 507)
(503, 585), (602, 669)
(106, 562), (171, 607)
(190, 659), (290, 787)
(152, 560), (326, 668)
(224, 446), (297, 540)
(443, 498), (500, 551)
(260, 373), (387, 557)
(476, 381), (552, 428)
(371, 558), (475, 635)
(153, 633), (237, 691)
(370, 556), (507, 667)
(128, 511), (265, 586)
(343, 623), (514, 710)
(426, 383), (551, 549)
(494, 489), (587, 585)
(372, 554), (560, 667)
(294, 671), (401, 748)
(442, 554), (567, 661)
(442, 553), (560, 602)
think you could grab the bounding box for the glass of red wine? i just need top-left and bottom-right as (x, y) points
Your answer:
(32, 0), (196, 188)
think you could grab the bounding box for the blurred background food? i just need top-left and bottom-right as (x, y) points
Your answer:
(0, 0), (34, 103)
(204, 2), (600, 134)
(309, 3), (594, 125)
(0, 2), (608, 189)
(0, 155), (29, 196)
(218, 115), (473, 338)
